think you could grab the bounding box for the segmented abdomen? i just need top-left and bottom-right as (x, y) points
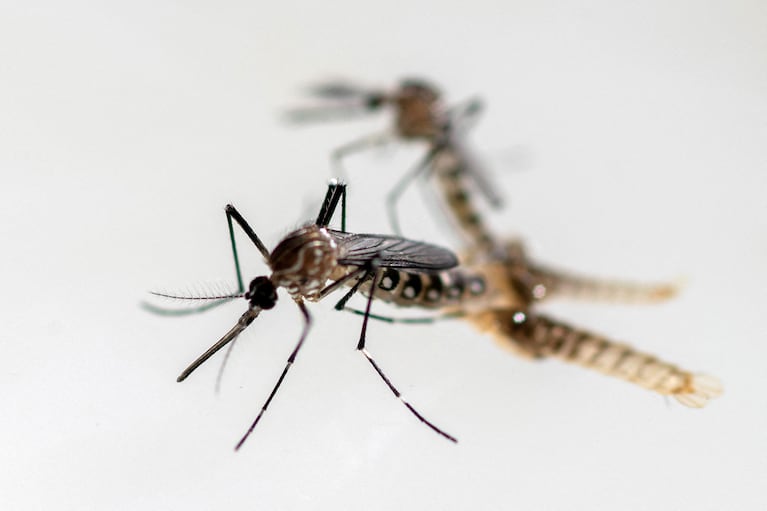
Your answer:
(432, 146), (496, 252)
(355, 263), (523, 312)
(470, 309), (722, 407)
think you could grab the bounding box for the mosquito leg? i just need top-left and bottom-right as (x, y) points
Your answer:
(315, 180), (347, 229)
(340, 181), (347, 232)
(446, 96), (484, 135)
(385, 145), (440, 235)
(341, 306), (464, 324)
(225, 204), (270, 275)
(332, 270), (373, 311)
(213, 340), (237, 394)
(235, 301), (313, 451)
(356, 268), (457, 443)
(317, 268), (367, 301)
(330, 131), (394, 181)
(140, 298), (233, 317)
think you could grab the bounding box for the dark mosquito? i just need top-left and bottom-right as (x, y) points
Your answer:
(148, 181), (461, 450)
(287, 78), (502, 251)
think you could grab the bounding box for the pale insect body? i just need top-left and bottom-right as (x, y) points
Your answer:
(468, 309), (723, 407)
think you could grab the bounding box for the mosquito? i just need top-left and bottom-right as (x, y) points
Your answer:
(349, 255), (722, 410)
(288, 78), (683, 305)
(286, 77), (501, 252)
(149, 181), (467, 450)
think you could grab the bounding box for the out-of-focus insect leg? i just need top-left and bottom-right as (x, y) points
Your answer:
(342, 307), (464, 324)
(330, 131), (394, 181)
(234, 301), (313, 451)
(486, 309), (722, 407)
(385, 145), (441, 235)
(446, 96), (484, 135)
(356, 268), (458, 443)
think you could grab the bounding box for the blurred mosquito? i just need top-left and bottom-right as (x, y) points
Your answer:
(287, 78), (688, 306)
(355, 247), (722, 410)
(287, 78), (501, 252)
(148, 181), (464, 450)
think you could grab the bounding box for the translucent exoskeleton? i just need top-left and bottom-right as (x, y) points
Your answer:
(147, 182), (464, 449)
(287, 78), (501, 251)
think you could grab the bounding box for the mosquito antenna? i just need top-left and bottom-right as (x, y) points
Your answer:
(177, 307), (261, 382)
(235, 301), (312, 451)
(140, 298), (233, 317)
(149, 291), (245, 301)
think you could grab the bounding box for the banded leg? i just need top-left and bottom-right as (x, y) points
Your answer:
(356, 268), (457, 442)
(235, 301), (313, 451)
(315, 180), (347, 231)
(475, 308), (722, 407)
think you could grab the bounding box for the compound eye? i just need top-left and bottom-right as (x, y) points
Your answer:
(246, 276), (278, 310)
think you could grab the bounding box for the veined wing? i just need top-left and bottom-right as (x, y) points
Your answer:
(329, 229), (458, 271)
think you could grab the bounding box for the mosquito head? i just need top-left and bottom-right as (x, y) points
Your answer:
(245, 276), (278, 310)
(268, 225), (339, 301)
(393, 78), (444, 140)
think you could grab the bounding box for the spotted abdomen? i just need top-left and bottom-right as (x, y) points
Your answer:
(358, 263), (523, 312)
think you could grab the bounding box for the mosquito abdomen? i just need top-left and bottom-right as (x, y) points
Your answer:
(473, 309), (722, 407)
(432, 146), (496, 253)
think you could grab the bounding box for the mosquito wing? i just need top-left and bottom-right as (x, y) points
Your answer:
(307, 80), (375, 99)
(330, 230), (458, 271)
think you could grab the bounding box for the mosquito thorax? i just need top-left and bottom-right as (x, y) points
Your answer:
(394, 78), (444, 140)
(245, 276), (278, 310)
(268, 225), (338, 300)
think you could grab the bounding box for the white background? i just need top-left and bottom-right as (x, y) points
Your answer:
(2, 1), (765, 510)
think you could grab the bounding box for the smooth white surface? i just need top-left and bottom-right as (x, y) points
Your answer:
(1, 1), (765, 510)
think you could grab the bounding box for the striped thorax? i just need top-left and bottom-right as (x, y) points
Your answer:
(269, 225), (338, 301)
